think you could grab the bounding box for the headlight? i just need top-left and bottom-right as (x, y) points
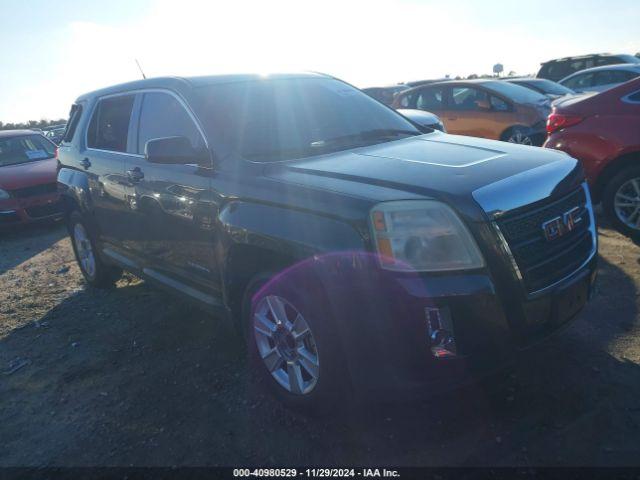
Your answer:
(0, 188), (10, 200)
(370, 200), (484, 272)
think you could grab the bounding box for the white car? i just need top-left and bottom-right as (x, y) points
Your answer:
(559, 64), (640, 93)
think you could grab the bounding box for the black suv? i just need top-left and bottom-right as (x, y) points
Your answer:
(537, 53), (640, 82)
(57, 73), (597, 408)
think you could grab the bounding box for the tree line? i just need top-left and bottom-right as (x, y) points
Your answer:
(0, 118), (67, 131)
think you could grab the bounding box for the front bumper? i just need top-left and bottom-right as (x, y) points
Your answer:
(325, 252), (597, 399)
(0, 192), (63, 227)
(323, 182), (597, 398)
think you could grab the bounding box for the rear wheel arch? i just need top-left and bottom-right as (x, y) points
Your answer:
(592, 151), (640, 202)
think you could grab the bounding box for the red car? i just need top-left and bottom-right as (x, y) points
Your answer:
(0, 130), (62, 228)
(544, 78), (640, 236)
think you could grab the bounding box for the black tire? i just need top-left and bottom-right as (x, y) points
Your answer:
(68, 211), (122, 288)
(603, 166), (640, 239)
(502, 126), (534, 146)
(241, 271), (350, 412)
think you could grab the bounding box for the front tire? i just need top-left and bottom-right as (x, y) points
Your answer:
(603, 166), (640, 238)
(68, 211), (122, 288)
(242, 272), (348, 411)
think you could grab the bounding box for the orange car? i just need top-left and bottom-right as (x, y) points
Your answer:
(393, 79), (551, 145)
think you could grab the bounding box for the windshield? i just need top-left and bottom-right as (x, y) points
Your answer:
(0, 134), (56, 167)
(194, 77), (421, 162)
(483, 80), (549, 104)
(517, 79), (574, 95)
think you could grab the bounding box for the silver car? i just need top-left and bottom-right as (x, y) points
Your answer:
(559, 64), (640, 93)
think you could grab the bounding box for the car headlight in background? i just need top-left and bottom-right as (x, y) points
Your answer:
(370, 200), (484, 272)
(0, 188), (10, 200)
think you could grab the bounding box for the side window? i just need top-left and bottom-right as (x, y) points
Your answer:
(87, 95), (135, 152)
(415, 87), (444, 111)
(62, 104), (83, 143)
(397, 92), (414, 108)
(137, 92), (204, 154)
(490, 95), (510, 112)
(569, 60), (585, 74)
(596, 57), (618, 66)
(450, 87), (488, 111)
(563, 73), (594, 89)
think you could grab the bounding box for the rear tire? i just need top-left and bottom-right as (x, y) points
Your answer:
(68, 211), (122, 288)
(603, 166), (640, 239)
(242, 272), (349, 412)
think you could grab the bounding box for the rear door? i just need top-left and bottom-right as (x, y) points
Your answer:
(80, 94), (137, 250)
(124, 90), (219, 299)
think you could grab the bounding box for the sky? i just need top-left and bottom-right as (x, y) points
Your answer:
(1, 0), (639, 123)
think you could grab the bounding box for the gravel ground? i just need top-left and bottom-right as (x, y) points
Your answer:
(1, 217), (640, 467)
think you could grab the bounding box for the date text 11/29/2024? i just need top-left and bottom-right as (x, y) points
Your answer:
(233, 468), (400, 477)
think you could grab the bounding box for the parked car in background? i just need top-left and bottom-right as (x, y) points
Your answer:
(559, 64), (640, 93)
(504, 77), (574, 99)
(57, 73), (596, 408)
(545, 78), (640, 237)
(44, 127), (67, 145)
(393, 79), (550, 145)
(0, 130), (62, 227)
(397, 109), (445, 132)
(401, 78), (449, 88)
(538, 53), (640, 82)
(362, 85), (410, 106)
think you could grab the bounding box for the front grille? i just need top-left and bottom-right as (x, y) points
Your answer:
(11, 183), (57, 198)
(25, 202), (62, 219)
(497, 186), (594, 293)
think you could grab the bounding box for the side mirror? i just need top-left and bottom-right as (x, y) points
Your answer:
(476, 99), (492, 111)
(145, 136), (210, 167)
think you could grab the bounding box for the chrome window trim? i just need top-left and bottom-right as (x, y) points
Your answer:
(84, 88), (210, 156)
(493, 182), (597, 299)
(622, 89), (640, 104)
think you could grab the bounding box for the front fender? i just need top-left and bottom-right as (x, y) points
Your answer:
(218, 201), (366, 260)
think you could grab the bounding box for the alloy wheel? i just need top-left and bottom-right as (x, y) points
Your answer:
(507, 130), (533, 145)
(73, 223), (96, 278)
(614, 177), (640, 231)
(253, 294), (320, 395)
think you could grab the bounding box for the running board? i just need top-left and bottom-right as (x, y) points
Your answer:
(142, 268), (222, 307)
(102, 247), (139, 270)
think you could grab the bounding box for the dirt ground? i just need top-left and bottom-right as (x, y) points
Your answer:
(2, 217), (640, 467)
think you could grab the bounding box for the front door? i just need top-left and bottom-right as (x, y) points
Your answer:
(124, 91), (220, 299)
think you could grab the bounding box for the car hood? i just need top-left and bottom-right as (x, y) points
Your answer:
(266, 133), (583, 222)
(0, 158), (58, 190)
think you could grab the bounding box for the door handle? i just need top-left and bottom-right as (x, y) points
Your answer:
(80, 158), (91, 169)
(447, 117), (457, 121)
(127, 167), (144, 182)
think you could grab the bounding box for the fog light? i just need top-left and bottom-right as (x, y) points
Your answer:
(425, 306), (457, 358)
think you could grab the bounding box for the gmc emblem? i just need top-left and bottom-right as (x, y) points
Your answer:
(541, 206), (583, 241)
